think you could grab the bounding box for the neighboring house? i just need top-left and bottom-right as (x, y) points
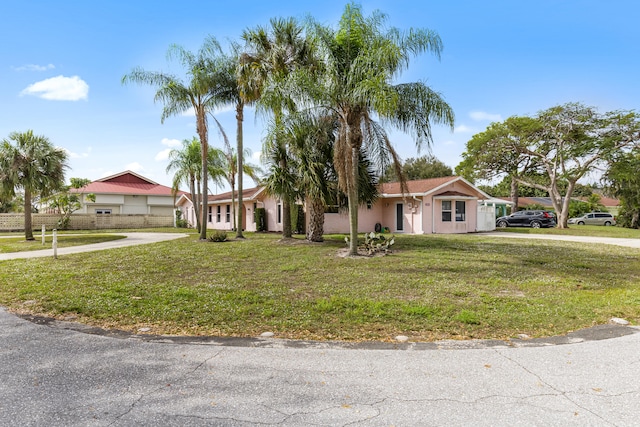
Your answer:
(73, 171), (181, 217)
(176, 186), (281, 233)
(500, 195), (620, 215)
(178, 176), (497, 234)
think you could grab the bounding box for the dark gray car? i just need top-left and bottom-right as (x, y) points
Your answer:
(496, 210), (557, 228)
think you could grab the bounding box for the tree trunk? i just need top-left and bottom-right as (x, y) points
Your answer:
(347, 145), (359, 255)
(197, 111), (208, 240)
(236, 102), (245, 238)
(306, 195), (325, 242)
(24, 188), (34, 241)
(510, 175), (519, 213)
(282, 195), (292, 238)
(190, 178), (201, 233)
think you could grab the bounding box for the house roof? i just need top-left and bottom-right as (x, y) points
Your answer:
(380, 176), (490, 199)
(176, 186), (266, 206)
(73, 171), (180, 197)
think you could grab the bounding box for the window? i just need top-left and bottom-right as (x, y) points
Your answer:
(216, 206), (221, 222)
(455, 201), (466, 222)
(277, 203), (282, 223)
(208, 206), (212, 223)
(441, 201), (452, 222)
(225, 205), (231, 223)
(96, 209), (111, 215)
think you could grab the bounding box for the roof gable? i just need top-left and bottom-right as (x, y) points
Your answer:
(97, 170), (158, 185)
(73, 171), (180, 197)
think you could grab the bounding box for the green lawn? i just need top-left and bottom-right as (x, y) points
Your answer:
(0, 234), (127, 253)
(0, 230), (638, 342)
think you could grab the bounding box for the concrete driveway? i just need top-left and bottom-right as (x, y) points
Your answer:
(480, 231), (640, 249)
(0, 232), (189, 261)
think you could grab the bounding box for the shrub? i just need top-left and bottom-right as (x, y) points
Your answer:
(254, 208), (266, 232)
(345, 232), (395, 255)
(207, 230), (227, 242)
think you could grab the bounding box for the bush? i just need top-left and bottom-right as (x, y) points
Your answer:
(292, 204), (305, 234)
(345, 232), (395, 255)
(207, 230), (228, 242)
(254, 207), (266, 232)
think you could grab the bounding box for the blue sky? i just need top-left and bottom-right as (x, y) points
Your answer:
(2, 1), (638, 190)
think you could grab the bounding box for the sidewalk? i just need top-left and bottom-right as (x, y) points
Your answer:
(480, 231), (640, 248)
(0, 232), (188, 260)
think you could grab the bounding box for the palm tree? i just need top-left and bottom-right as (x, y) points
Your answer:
(210, 131), (262, 231)
(166, 137), (204, 232)
(306, 4), (455, 255)
(0, 130), (68, 240)
(210, 45), (263, 238)
(122, 36), (229, 240)
(241, 17), (318, 238)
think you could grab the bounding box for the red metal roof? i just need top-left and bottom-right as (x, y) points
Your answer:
(72, 171), (180, 197)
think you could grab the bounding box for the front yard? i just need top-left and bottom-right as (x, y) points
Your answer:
(0, 230), (638, 342)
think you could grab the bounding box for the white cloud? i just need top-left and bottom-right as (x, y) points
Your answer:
(470, 111), (502, 122)
(155, 149), (171, 161)
(161, 138), (181, 147)
(454, 125), (474, 133)
(443, 140), (456, 146)
(13, 63), (55, 72)
(20, 75), (89, 101)
(125, 162), (145, 173)
(64, 146), (92, 159)
(251, 150), (262, 162)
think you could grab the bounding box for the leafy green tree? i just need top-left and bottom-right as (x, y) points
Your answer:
(381, 155), (452, 183)
(123, 36), (229, 240)
(306, 3), (454, 255)
(606, 149), (640, 228)
(44, 178), (95, 229)
(241, 17), (318, 239)
(456, 116), (541, 211)
(458, 104), (640, 227)
(0, 130), (68, 240)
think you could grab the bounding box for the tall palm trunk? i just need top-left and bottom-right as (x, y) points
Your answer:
(281, 153), (292, 238)
(24, 188), (34, 241)
(236, 102), (245, 238)
(189, 177), (201, 233)
(347, 145), (360, 255)
(306, 195), (325, 242)
(197, 109), (209, 240)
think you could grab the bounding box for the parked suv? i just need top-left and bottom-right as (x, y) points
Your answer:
(496, 210), (556, 228)
(568, 212), (616, 226)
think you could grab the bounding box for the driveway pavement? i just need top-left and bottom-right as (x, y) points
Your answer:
(0, 232), (188, 261)
(480, 231), (640, 249)
(1, 231), (639, 425)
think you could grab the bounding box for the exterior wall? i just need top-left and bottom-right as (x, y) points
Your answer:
(87, 205), (121, 214)
(429, 198), (478, 234)
(122, 195), (148, 214)
(150, 206), (174, 216)
(0, 213), (173, 231)
(323, 204), (383, 234)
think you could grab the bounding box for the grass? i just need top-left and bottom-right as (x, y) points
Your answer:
(0, 229), (638, 342)
(0, 234), (127, 253)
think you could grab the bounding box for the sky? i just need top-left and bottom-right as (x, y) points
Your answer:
(2, 0), (639, 191)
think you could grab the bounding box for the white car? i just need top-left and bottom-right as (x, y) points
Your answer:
(568, 212), (616, 226)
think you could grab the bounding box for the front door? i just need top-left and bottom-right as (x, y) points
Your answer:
(396, 203), (404, 231)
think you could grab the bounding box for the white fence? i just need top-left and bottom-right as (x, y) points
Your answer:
(0, 213), (174, 231)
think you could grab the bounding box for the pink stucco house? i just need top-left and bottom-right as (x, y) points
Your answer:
(176, 176), (497, 234)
